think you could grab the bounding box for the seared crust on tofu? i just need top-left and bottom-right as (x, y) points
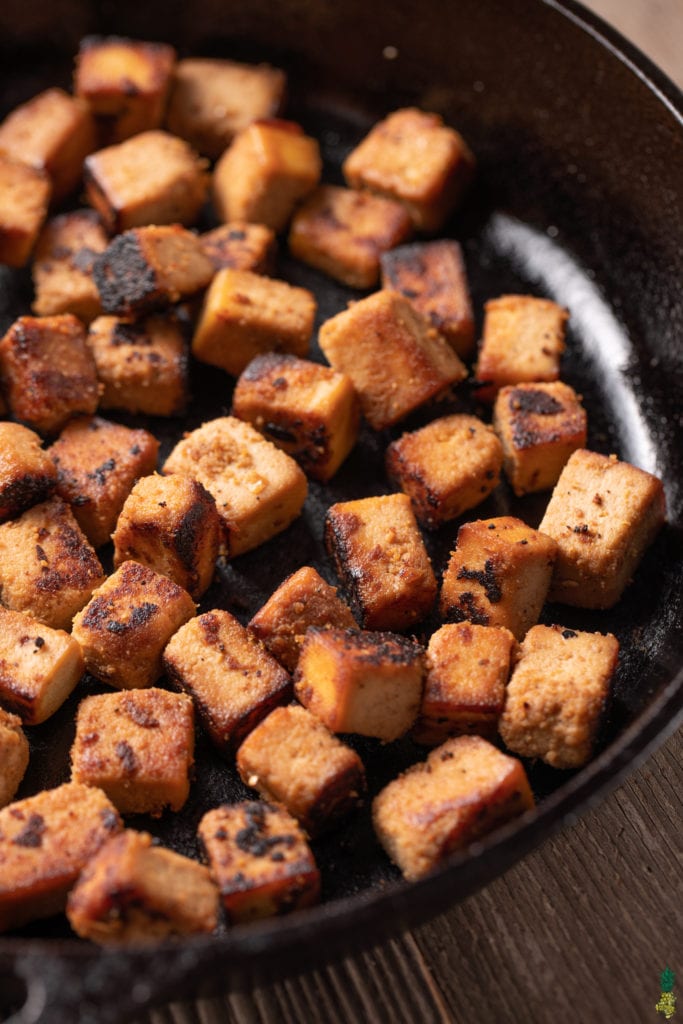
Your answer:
(200, 222), (276, 274)
(0, 155), (51, 268)
(373, 736), (534, 880)
(0, 423), (57, 523)
(0, 709), (29, 809)
(32, 209), (108, 322)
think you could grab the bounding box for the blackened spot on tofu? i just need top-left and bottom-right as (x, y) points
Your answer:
(88, 458), (116, 486)
(122, 699), (160, 728)
(561, 628), (578, 639)
(115, 740), (138, 774)
(71, 495), (91, 506)
(456, 559), (502, 603)
(214, 827), (228, 840)
(488, 523), (496, 530)
(35, 544), (48, 563)
(241, 352), (294, 383)
(235, 803), (296, 858)
(439, 750), (454, 761)
(93, 233), (159, 317)
(111, 321), (145, 347)
(101, 807), (119, 832)
(12, 813), (46, 847)
(448, 592), (490, 626)
(0, 472), (56, 517)
(223, 871), (249, 894)
(271, 851), (285, 862)
(510, 389), (563, 416)
(34, 636), (45, 649)
(129, 602), (158, 628)
(572, 524), (592, 538)
(593, 493), (603, 506)
(175, 498), (208, 570)
(227, 229), (247, 241)
(272, 377), (288, 390)
(263, 421), (299, 444)
(130, 445), (141, 456)
(71, 247), (99, 273)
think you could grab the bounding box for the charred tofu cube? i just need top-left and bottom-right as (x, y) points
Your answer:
(440, 516), (558, 640)
(289, 184), (412, 289)
(163, 610), (292, 754)
(163, 416), (307, 557)
(294, 627), (424, 741)
(0, 496), (104, 630)
(248, 565), (356, 672)
(72, 560), (195, 689)
(32, 209), (108, 322)
(236, 704), (365, 835)
(0, 782), (121, 932)
(0, 423), (57, 523)
(499, 623), (619, 768)
(325, 493), (437, 631)
(200, 222), (276, 274)
(0, 155), (50, 268)
(538, 449), (666, 608)
(0, 710), (29, 809)
(232, 353), (360, 481)
(343, 107), (475, 232)
(70, 688), (194, 814)
(198, 801), (319, 923)
(386, 414), (503, 529)
(373, 735), (533, 880)
(49, 416), (159, 548)
(0, 314), (99, 436)
(67, 829), (218, 944)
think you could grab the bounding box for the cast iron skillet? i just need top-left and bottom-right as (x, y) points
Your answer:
(0, 0), (682, 1020)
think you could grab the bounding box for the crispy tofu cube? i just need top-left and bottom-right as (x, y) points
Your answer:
(32, 209), (108, 322)
(67, 829), (218, 944)
(373, 735), (533, 880)
(248, 565), (356, 672)
(538, 449), (666, 608)
(0, 314), (99, 436)
(0, 155), (50, 268)
(201, 222), (276, 274)
(325, 493), (437, 631)
(288, 184), (412, 289)
(163, 610), (292, 755)
(0, 710), (29, 809)
(166, 58), (286, 159)
(70, 688), (194, 815)
(0, 782), (122, 932)
(49, 416), (159, 548)
(319, 290), (466, 430)
(475, 295), (568, 402)
(236, 705), (365, 835)
(295, 627), (424, 741)
(499, 623), (619, 768)
(163, 416), (307, 557)
(386, 414), (503, 529)
(198, 801), (319, 923)
(440, 516), (558, 640)
(72, 560), (195, 689)
(413, 623), (516, 745)
(343, 107), (475, 232)
(232, 353), (360, 481)
(0, 496), (104, 630)
(0, 423), (57, 523)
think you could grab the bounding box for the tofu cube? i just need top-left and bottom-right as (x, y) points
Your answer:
(0, 496), (105, 630)
(0, 710), (29, 809)
(325, 493), (437, 631)
(343, 107), (475, 232)
(499, 623), (619, 768)
(380, 240), (475, 358)
(413, 623), (516, 745)
(538, 449), (666, 608)
(440, 516), (558, 640)
(0, 314), (100, 436)
(0, 155), (50, 268)
(67, 830), (218, 944)
(32, 209), (108, 322)
(236, 704), (365, 835)
(373, 735), (534, 880)
(0, 782), (122, 932)
(49, 416), (159, 549)
(232, 353), (360, 482)
(163, 610), (292, 754)
(0, 422), (57, 523)
(200, 222), (276, 274)
(248, 565), (356, 672)
(162, 416), (308, 557)
(198, 802), (319, 923)
(72, 560), (195, 689)
(288, 184), (413, 289)
(70, 688), (195, 815)
(386, 414), (503, 529)
(294, 627), (425, 741)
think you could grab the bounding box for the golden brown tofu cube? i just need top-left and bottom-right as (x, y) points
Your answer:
(499, 623), (619, 768)
(49, 416), (159, 549)
(67, 829), (218, 944)
(198, 801), (319, 923)
(440, 516), (558, 640)
(538, 449), (666, 608)
(0, 422), (57, 523)
(319, 290), (467, 430)
(71, 688), (194, 815)
(0, 314), (99, 436)
(0, 710), (29, 809)
(32, 209), (108, 322)
(295, 627), (424, 741)
(373, 735), (533, 880)
(232, 353), (360, 482)
(288, 184), (413, 289)
(386, 414), (503, 529)
(163, 610), (292, 755)
(474, 295), (568, 402)
(248, 565), (356, 672)
(0, 782), (121, 932)
(72, 560), (195, 689)
(343, 107), (475, 233)
(0, 496), (104, 630)
(163, 416), (307, 558)
(325, 493), (437, 631)
(236, 704), (365, 836)
(413, 623), (516, 745)
(200, 222), (276, 274)
(166, 58), (286, 159)
(0, 155), (50, 268)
